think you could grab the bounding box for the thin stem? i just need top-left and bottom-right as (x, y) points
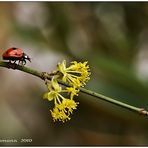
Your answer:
(80, 87), (140, 112)
(0, 61), (148, 116)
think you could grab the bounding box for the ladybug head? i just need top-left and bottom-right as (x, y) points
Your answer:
(23, 53), (31, 62)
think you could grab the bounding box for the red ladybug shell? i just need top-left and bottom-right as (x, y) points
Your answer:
(2, 47), (24, 60)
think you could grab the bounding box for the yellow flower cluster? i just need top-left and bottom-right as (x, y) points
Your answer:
(43, 60), (90, 122)
(57, 60), (90, 88)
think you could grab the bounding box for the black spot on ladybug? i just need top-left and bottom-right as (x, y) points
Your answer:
(15, 52), (18, 55)
(12, 47), (16, 50)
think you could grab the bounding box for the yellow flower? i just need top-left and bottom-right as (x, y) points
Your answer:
(65, 87), (79, 99)
(43, 77), (79, 122)
(70, 61), (90, 86)
(62, 99), (79, 114)
(43, 78), (62, 102)
(43, 60), (90, 122)
(50, 99), (78, 122)
(50, 106), (70, 122)
(57, 60), (90, 88)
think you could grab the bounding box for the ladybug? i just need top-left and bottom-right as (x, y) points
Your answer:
(2, 47), (31, 65)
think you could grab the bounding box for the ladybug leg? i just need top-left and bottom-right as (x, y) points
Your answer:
(8, 60), (17, 69)
(23, 60), (26, 65)
(18, 60), (25, 66)
(18, 60), (21, 65)
(20, 59), (26, 65)
(18, 60), (24, 66)
(8, 60), (12, 68)
(20, 60), (24, 66)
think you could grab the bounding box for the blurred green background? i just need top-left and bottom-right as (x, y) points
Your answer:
(0, 2), (148, 146)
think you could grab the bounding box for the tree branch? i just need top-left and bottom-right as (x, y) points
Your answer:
(0, 61), (148, 116)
